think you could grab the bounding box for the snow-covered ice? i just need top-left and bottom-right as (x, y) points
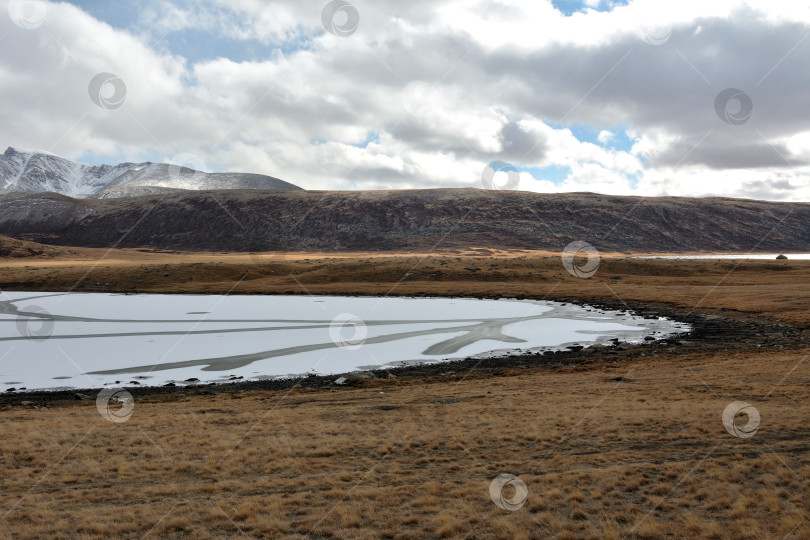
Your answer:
(0, 292), (690, 390)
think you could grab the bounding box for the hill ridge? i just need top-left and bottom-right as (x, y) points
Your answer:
(1, 189), (809, 253)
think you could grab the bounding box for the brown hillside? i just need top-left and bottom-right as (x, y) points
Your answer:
(1, 189), (809, 253)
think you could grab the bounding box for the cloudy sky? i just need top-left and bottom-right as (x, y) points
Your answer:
(1, 0), (809, 199)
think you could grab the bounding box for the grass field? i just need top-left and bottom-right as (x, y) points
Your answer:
(1, 250), (808, 539)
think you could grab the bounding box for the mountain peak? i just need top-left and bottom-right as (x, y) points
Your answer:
(0, 147), (302, 198)
(4, 146), (56, 157)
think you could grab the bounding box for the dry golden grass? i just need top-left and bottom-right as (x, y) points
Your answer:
(1, 348), (808, 538)
(3, 248), (810, 326)
(1, 250), (809, 538)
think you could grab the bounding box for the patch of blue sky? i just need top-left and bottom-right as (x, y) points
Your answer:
(312, 132), (379, 150)
(68, 0), (141, 31)
(516, 164), (571, 185)
(594, 127), (637, 153)
(547, 122), (636, 153)
(626, 171), (642, 189)
(551, 0), (630, 16)
(350, 132), (380, 149)
(69, 1), (313, 64)
(488, 160), (570, 185)
(158, 29), (309, 64)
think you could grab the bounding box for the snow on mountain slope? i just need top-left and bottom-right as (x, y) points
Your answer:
(0, 147), (302, 198)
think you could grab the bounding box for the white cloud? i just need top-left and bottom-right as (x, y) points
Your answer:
(0, 0), (809, 200)
(597, 130), (614, 144)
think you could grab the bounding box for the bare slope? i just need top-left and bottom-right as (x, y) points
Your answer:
(1, 188), (808, 252)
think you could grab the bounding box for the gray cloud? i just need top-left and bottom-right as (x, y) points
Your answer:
(1, 1), (810, 200)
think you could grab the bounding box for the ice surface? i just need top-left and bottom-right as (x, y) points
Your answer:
(0, 292), (690, 390)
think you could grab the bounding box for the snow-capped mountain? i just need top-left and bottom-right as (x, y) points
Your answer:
(0, 147), (302, 198)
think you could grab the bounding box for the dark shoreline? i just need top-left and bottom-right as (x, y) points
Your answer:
(0, 293), (803, 407)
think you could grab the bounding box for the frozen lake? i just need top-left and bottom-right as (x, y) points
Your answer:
(0, 292), (690, 391)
